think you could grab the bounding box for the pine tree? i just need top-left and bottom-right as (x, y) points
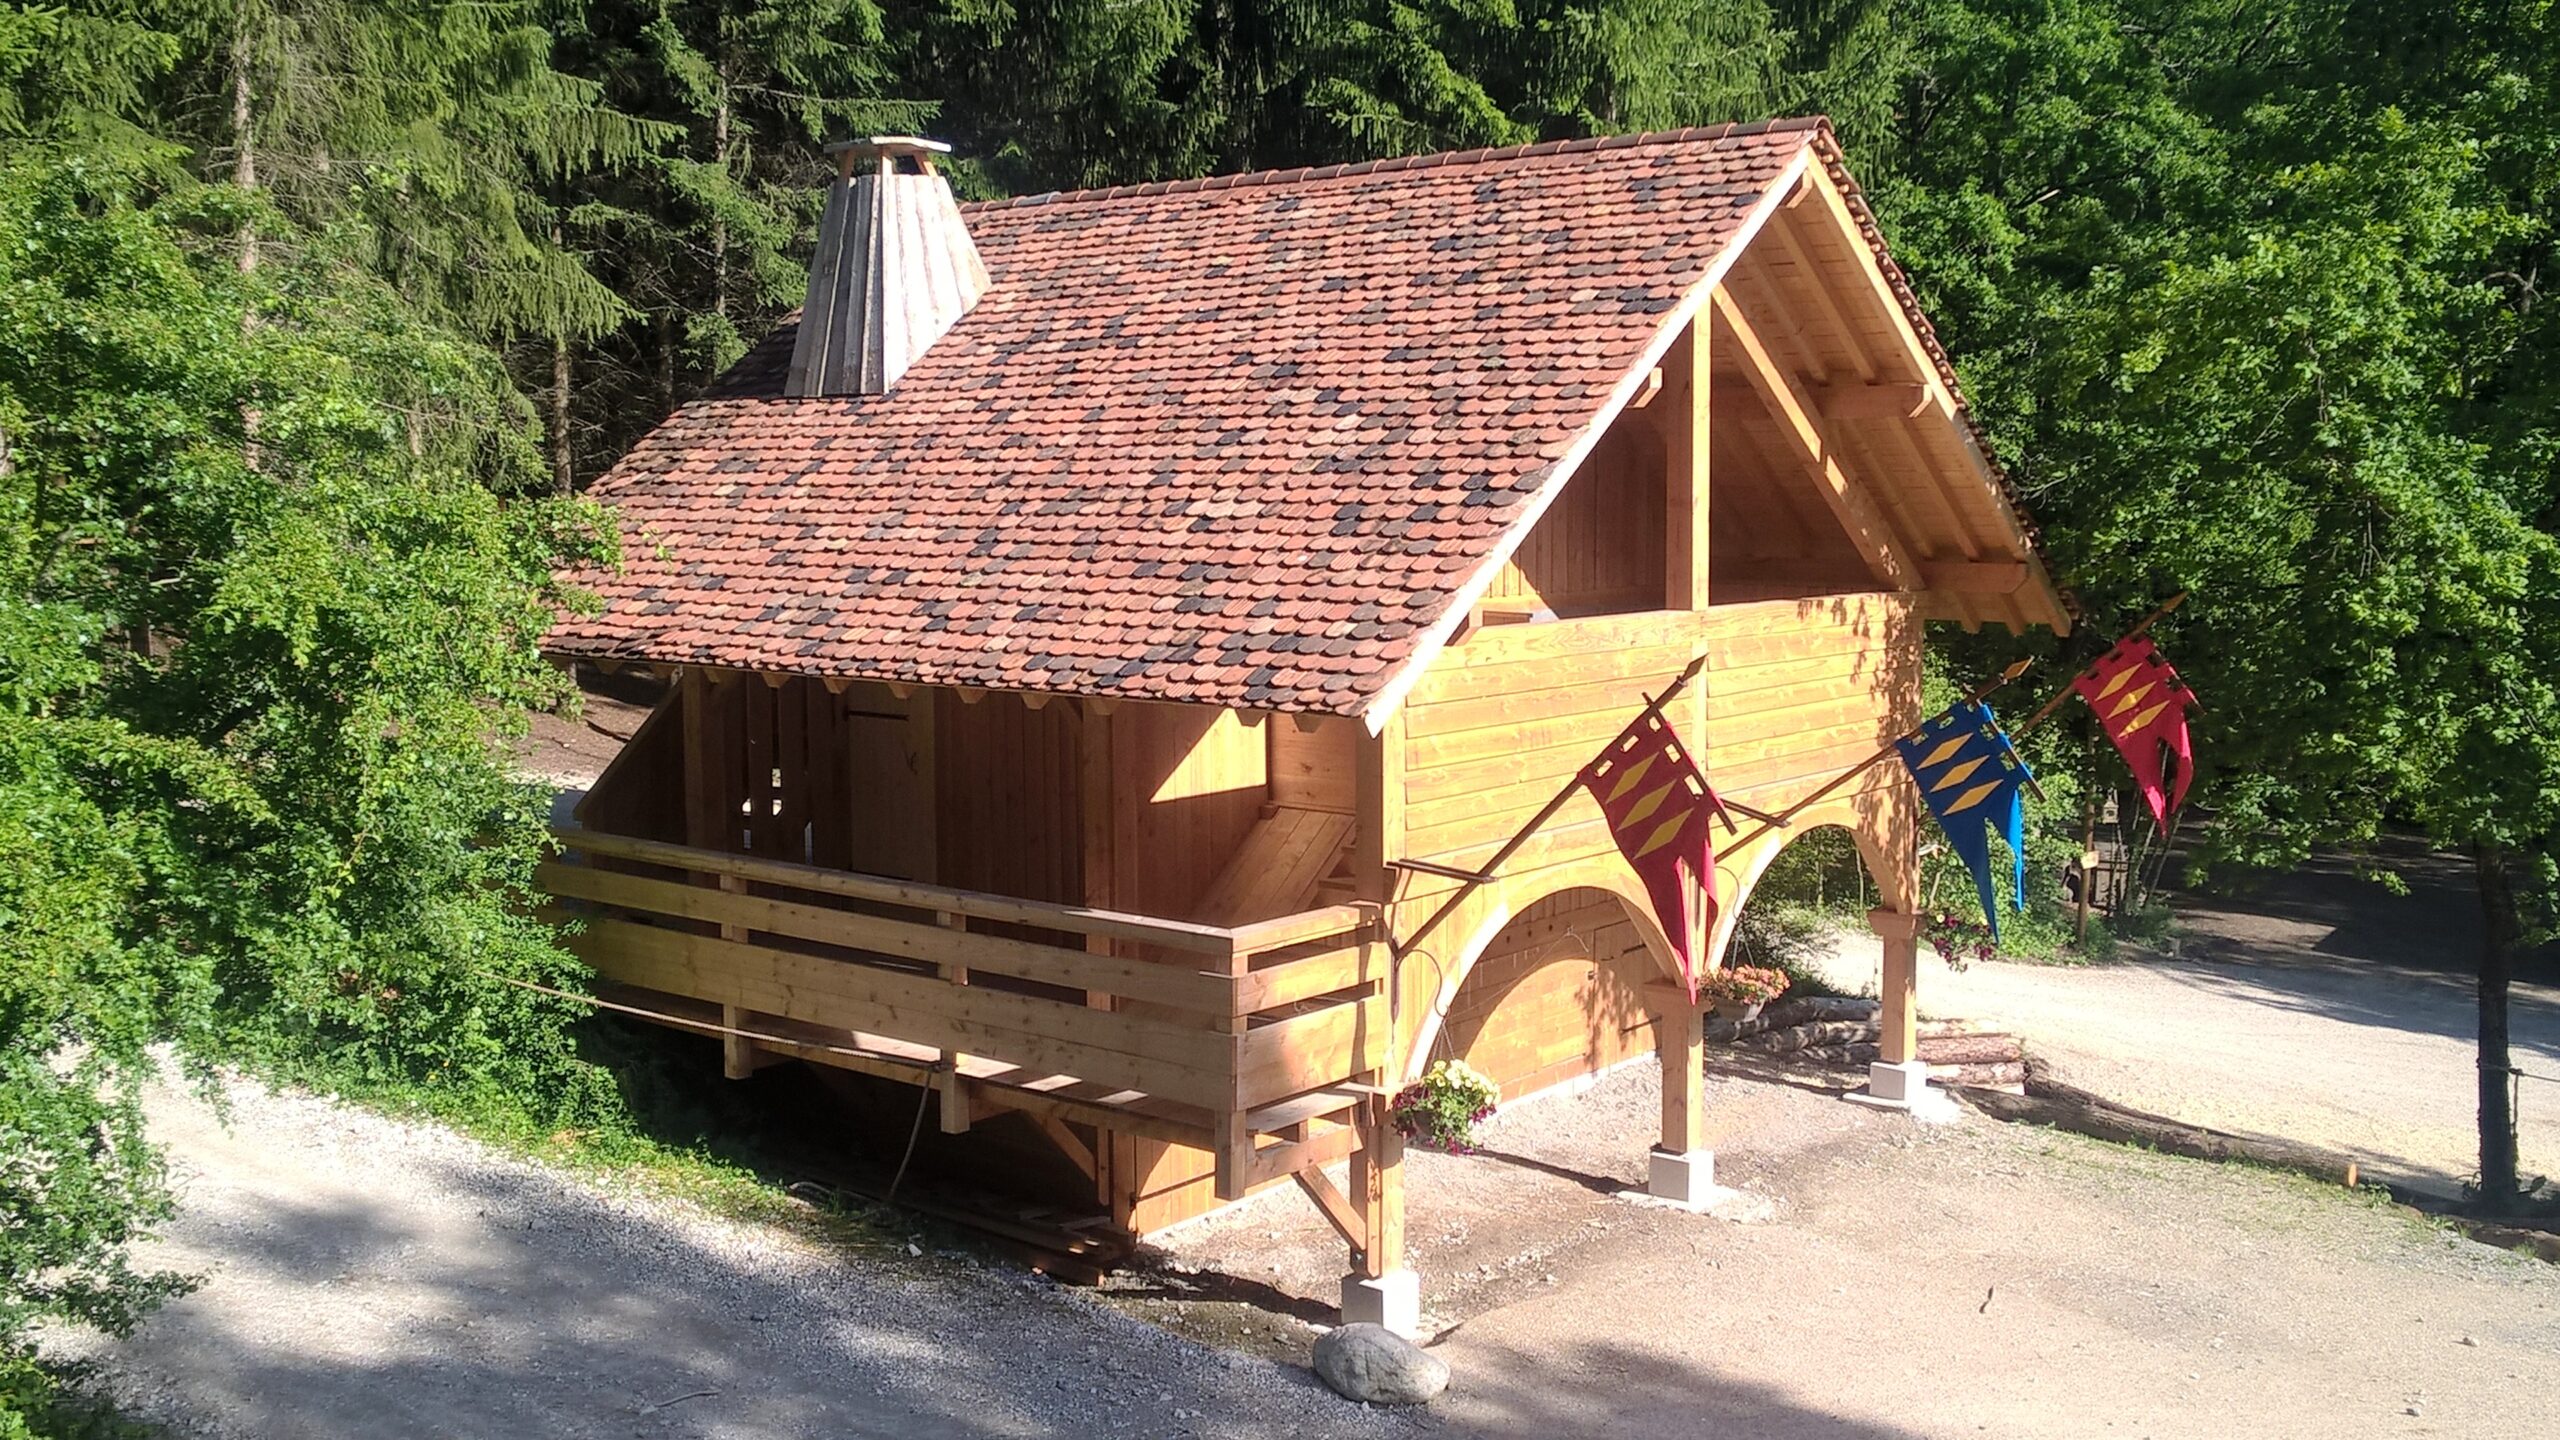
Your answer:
(551, 0), (922, 473)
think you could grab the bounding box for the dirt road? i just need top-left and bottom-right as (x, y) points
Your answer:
(49, 1075), (1407, 1440)
(1146, 1059), (2560, 1439)
(1808, 844), (2560, 1192)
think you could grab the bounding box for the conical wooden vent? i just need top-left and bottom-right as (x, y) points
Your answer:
(787, 137), (989, 398)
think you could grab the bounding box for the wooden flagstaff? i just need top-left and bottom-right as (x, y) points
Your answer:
(1720, 657), (2036, 856)
(1388, 654), (1708, 960)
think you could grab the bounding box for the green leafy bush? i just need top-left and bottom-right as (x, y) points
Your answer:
(0, 155), (616, 1424)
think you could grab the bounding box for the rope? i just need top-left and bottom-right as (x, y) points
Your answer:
(491, 967), (954, 1204)
(886, 1073), (936, 1205)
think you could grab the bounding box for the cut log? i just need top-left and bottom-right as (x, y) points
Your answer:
(1948, 1061), (2362, 1186)
(1930, 1060), (2025, 1089)
(1737, 1020), (1873, 1054)
(1916, 1032), (2023, 1066)
(1761, 995), (1878, 1029)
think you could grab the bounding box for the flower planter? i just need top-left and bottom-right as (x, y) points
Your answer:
(1714, 1000), (1765, 1024)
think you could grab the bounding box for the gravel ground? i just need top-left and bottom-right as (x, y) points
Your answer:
(1804, 847), (2560, 1192)
(48, 1073), (1413, 1440)
(1146, 1058), (2560, 1439)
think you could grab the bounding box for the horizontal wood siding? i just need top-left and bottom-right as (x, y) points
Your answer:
(1400, 611), (1709, 884)
(1701, 593), (1919, 803)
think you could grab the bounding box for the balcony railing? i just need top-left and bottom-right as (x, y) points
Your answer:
(540, 826), (1390, 1195)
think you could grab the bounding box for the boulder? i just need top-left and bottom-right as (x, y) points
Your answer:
(1312, 1323), (1448, 1406)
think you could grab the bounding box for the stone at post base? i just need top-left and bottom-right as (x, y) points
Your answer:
(1845, 1059), (1961, 1122)
(1339, 1268), (1421, 1339)
(1647, 1146), (1725, 1207)
(1312, 1322), (1449, 1406)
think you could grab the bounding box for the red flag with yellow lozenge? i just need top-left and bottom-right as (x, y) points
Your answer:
(2071, 636), (2197, 830)
(1579, 707), (1730, 1000)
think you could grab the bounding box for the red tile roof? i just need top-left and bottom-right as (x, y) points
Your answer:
(549, 119), (1851, 713)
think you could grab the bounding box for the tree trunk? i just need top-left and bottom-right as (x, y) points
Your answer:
(656, 309), (677, 414)
(2474, 840), (2521, 1209)
(711, 80), (730, 323)
(549, 207), (576, 495)
(232, 26), (257, 276)
(551, 333), (574, 494)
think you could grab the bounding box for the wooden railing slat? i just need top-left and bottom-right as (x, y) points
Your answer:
(539, 860), (1234, 1016)
(555, 826), (1236, 955)
(563, 917), (1236, 1106)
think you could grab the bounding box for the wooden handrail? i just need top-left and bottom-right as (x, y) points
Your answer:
(553, 825), (1238, 955)
(1226, 903), (1378, 958)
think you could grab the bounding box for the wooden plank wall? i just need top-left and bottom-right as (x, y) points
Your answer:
(1384, 595), (1915, 1117)
(1100, 702), (1268, 922)
(1431, 889), (1658, 1096)
(937, 692), (1082, 905)
(1269, 716), (1359, 815)
(1700, 592), (1920, 807)
(1094, 701), (1272, 1232)
(1398, 611), (1709, 872)
(839, 680), (936, 881)
(1481, 419), (1669, 616)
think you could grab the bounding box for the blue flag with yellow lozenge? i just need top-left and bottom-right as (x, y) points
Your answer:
(1895, 700), (2034, 938)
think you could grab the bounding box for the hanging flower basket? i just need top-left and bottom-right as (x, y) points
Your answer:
(1699, 964), (1790, 1021)
(1921, 910), (1998, 972)
(1389, 1060), (1501, 1154)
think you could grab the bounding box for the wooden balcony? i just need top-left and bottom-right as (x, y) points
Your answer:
(539, 826), (1392, 1198)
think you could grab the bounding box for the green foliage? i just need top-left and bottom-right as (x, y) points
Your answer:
(0, 152), (614, 1421)
(0, 0), (2554, 1406)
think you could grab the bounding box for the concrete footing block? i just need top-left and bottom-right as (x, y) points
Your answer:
(1340, 1268), (1422, 1339)
(1647, 1147), (1717, 1205)
(1845, 1059), (1961, 1123)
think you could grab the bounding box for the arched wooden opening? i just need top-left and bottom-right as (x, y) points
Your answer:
(1418, 885), (1662, 1102)
(1396, 856), (1679, 1089)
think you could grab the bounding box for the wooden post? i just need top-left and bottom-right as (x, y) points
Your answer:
(1350, 1093), (1405, 1278)
(1663, 323), (1710, 609)
(718, 874), (758, 1079)
(2074, 784), (2099, 944)
(1212, 936), (1251, 1201)
(1868, 907), (1920, 1067)
(1659, 1001), (1705, 1156)
(1074, 697), (1120, 1215)
(935, 910), (971, 1133)
(679, 669), (764, 1081)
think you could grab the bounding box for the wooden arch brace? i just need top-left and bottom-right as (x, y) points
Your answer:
(1708, 286), (1922, 592)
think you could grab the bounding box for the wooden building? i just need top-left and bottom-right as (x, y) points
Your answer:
(541, 120), (2070, 1334)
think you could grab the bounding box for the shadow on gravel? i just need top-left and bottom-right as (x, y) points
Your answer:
(1438, 1334), (1930, 1439)
(2137, 950), (2560, 1054)
(2179, 839), (2559, 984)
(111, 1134), (1400, 1440)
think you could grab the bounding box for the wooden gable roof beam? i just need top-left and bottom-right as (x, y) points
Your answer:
(1707, 286), (1921, 592)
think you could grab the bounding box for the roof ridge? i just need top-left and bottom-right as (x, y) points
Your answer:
(964, 115), (1833, 213)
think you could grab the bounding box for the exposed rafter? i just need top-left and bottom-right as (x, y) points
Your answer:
(1714, 379), (1944, 422)
(1708, 287), (1922, 592)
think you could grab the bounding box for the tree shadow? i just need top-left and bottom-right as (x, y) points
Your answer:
(1435, 1334), (1932, 1439)
(2179, 837), (2559, 983)
(72, 1101), (1411, 1440)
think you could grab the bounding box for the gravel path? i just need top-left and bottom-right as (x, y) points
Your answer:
(50, 1074), (1411, 1440)
(1148, 1058), (2560, 1438)
(1806, 846), (2560, 1191)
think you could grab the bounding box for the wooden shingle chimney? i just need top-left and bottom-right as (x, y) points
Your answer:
(786, 136), (989, 398)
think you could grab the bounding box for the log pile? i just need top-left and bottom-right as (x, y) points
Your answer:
(1709, 995), (2026, 1091)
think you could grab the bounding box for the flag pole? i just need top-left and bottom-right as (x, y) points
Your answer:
(1389, 653), (1707, 960)
(1719, 658), (2035, 856)
(2011, 591), (2188, 741)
